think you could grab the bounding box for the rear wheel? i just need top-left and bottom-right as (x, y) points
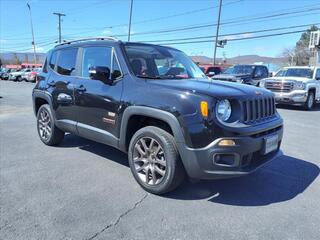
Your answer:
(17, 76), (22, 82)
(37, 104), (64, 145)
(128, 126), (185, 194)
(304, 91), (314, 110)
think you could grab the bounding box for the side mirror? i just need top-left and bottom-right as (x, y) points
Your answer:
(269, 72), (273, 77)
(89, 66), (112, 84)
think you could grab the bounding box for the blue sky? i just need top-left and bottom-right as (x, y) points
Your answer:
(0, 0), (319, 58)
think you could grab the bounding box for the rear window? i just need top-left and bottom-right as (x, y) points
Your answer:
(56, 48), (78, 76)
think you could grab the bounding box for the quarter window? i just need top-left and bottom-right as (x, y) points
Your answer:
(56, 48), (78, 76)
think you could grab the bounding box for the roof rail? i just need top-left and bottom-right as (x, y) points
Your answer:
(54, 37), (119, 47)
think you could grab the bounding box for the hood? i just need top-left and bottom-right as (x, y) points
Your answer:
(148, 79), (272, 99)
(211, 74), (251, 81)
(265, 76), (311, 82)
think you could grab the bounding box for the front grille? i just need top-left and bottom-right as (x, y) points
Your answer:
(241, 97), (276, 123)
(265, 81), (294, 93)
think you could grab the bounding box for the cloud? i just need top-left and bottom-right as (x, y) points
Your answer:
(222, 33), (254, 40)
(0, 39), (7, 43)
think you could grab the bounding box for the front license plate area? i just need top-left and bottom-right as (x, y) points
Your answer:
(263, 134), (278, 155)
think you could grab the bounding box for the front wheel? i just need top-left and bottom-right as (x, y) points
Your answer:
(128, 126), (185, 194)
(304, 91), (314, 110)
(37, 104), (64, 145)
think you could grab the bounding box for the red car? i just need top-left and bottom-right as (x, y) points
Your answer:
(199, 65), (224, 78)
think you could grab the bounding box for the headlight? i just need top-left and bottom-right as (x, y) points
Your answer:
(294, 81), (305, 90)
(216, 99), (232, 122)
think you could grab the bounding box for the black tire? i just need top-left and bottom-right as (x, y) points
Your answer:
(37, 104), (64, 146)
(16, 76), (22, 82)
(128, 126), (185, 194)
(304, 91), (315, 110)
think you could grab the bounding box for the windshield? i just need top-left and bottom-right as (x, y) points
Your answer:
(124, 44), (206, 79)
(275, 68), (313, 78)
(223, 65), (254, 75)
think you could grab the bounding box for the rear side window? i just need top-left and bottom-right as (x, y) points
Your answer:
(57, 48), (78, 76)
(82, 46), (112, 78)
(49, 51), (57, 70)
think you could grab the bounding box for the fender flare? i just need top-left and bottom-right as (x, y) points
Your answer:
(32, 90), (54, 118)
(119, 106), (186, 152)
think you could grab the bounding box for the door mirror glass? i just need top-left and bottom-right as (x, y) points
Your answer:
(89, 66), (112, 84)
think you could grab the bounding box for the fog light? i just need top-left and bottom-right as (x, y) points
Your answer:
(218, 139), (236, 146)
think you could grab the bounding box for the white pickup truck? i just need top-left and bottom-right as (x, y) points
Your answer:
(260, 66), (320, 110)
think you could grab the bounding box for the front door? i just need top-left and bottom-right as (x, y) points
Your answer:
(73, 46), (123, 146)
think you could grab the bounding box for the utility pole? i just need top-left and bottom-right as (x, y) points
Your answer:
(27, 3), (37, 65)
(53, 12), (66, 43)
(128, 0), (133, 42)
(213, 0), (223, 65)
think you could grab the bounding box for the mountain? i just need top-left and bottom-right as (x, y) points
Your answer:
(191, 54), (286, 65)
(0, 52), (46, 65)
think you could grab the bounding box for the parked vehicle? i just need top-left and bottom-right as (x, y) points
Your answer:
(260, 66), (320, 110)
(199, 65), (223, 78)
(1, 68), (18, 80)
(212, 64), (269, 86)
(25, 68), (42, 82)
(0, 68), (7, 80)
(9, 69), (31, 81)
(32, 38), (283, 194)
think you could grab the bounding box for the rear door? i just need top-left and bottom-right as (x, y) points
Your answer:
(48, 48), (79, 131)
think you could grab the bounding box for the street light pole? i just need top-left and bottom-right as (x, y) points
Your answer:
(213, 0), (223, 65)
(27, 3), (37, 65)
(53, 12), (66, 43)
(128, 0), (133, 42)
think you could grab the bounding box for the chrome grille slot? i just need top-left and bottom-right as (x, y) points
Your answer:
(242, 97), (276, 124)
(265, 81), (294, 93)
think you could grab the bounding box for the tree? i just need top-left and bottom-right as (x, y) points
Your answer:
(295, 25), (318, 65)
(13, 53), (21, 65)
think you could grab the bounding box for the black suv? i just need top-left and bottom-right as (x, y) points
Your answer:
(32, 38), (283, 194)
(212, 64), (269, 86)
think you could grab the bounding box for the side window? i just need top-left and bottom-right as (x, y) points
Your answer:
(82, 46), (112, 78)
(262, 67), (268, 78)
(254, 66), (264, 78)
(315, 69), (320, 80)
(49, 51), (57, 70)
(56, 48), (78, 76)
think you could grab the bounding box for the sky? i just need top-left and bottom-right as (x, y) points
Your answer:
(0, 0), (319, 58)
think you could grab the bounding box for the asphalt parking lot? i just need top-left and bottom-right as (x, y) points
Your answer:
(1, 80), (320, 240)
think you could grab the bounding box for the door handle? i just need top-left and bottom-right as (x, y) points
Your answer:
(75, 85), (86, 92)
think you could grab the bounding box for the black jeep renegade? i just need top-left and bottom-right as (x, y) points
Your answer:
(32, 38), (283, 194)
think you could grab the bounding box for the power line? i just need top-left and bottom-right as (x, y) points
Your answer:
(111, 7), (320, 38)
(142, 22), (320, 43)
(159, 29), (317, 46)
(2, 3), (319, 42)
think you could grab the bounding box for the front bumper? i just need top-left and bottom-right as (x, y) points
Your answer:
(273, 90), (307, 105)
(179, 124), (283, 180)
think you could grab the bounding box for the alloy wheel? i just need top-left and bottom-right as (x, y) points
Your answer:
(133, 137), (166, 185)
(38, 109), (52, 141)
